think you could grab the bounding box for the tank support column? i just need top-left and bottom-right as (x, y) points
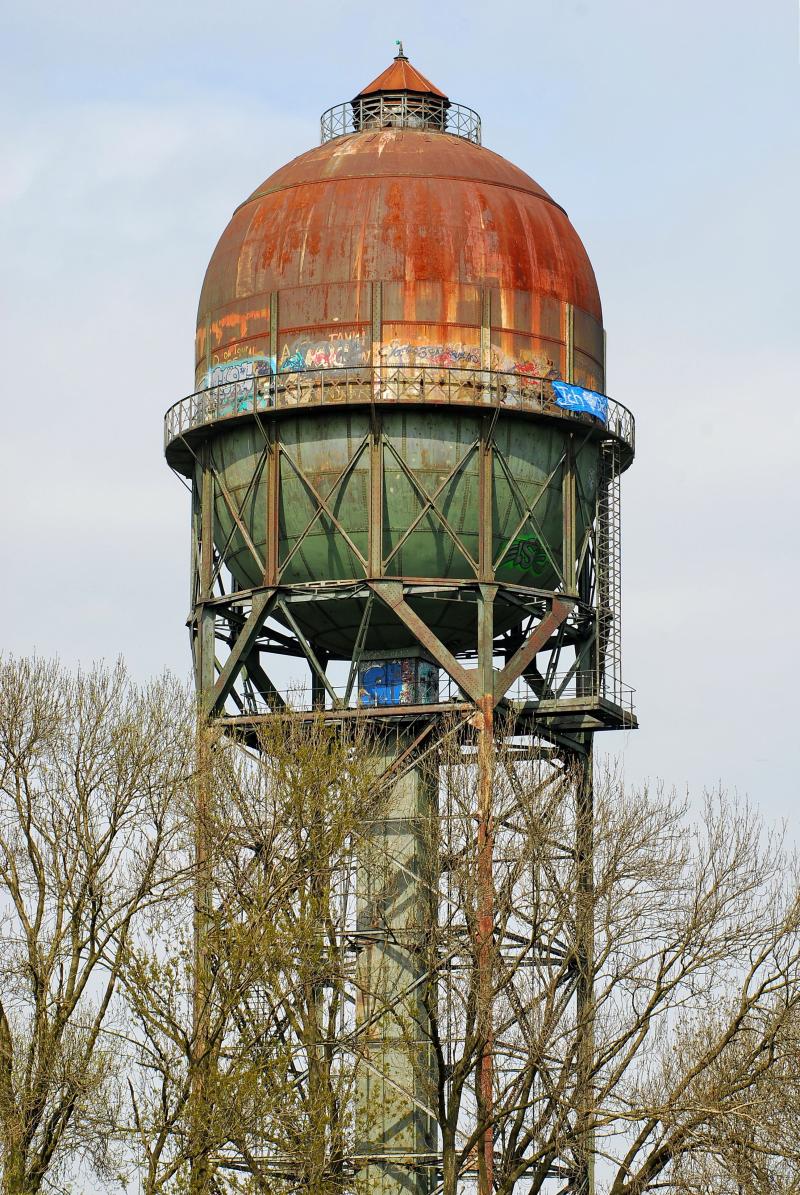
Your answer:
(190, 447), (217, 1195)
(355, 728), (438, 1195)
(475, 586), (496, 1195)
(574, 737), (595, 1195)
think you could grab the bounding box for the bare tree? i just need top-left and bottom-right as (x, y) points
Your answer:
(123, 712), (387, 1195)
(12, 670), (788, 1195)
(122, 714), (800, 1195)
(403, 730), (800, 1195)
(0, 657), (195, 1195)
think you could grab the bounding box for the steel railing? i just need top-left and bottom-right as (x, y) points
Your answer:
(439, 671), (636, 718)
(320, 95), (481, 144)
(164, 365), (635, 461)
(220, 671), (636, 720)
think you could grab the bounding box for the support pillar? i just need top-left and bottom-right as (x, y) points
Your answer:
(476, 587), (495, 1195)
(574, 737), (595, 1195)
(355, 728), (438, 1195)
(191, 447), (216, 1195)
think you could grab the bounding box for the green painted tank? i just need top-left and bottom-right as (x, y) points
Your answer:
(206, 405), (597, 655)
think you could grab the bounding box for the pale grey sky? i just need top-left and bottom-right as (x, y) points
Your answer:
(1, 0), (798, 819)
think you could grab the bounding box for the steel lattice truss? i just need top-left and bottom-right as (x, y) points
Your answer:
(207, 724), (597, 1195)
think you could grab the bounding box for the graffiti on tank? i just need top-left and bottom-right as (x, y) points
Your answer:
(205, 341), (561, 384)
(492, 348), (561, 380)
(502, 535), (550, 576)
(195, 341), (581, 421)
(551, 380), (608, 421)
(382, 341), (482, 368)
(508, 357), (561, 381)
(380, 341), (562, 380)
(358, 658), (439, 707)
(204, 356), (275, 417)
(279, 331), (369, 372)
(207, 357), (275, 388)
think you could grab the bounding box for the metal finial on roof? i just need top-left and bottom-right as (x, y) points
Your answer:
(394, 39), (407, 59)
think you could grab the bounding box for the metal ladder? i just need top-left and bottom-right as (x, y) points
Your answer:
(597, 440), (622, 706)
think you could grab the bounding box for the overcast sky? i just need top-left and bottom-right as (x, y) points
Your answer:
(1, 0), (798, 822)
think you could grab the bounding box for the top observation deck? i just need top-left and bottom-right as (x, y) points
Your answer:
(321, 46), (481, 145)
(320, 94), (481, 145)
(163, 364), (635, 475)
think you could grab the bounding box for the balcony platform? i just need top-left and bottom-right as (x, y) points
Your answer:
(164, 365), (635, 475)
(218, 693), (637, 738)
(523, 695), (638, 732)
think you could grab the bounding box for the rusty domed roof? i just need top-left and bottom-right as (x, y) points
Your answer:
(199, 128), (601, 324)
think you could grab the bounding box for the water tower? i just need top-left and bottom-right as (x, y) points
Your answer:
(165, 48), (635, 1195)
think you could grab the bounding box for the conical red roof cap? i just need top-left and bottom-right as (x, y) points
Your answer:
(356, 53), (448, 100)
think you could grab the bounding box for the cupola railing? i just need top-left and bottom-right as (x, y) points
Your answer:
(321, 94), (481, 144)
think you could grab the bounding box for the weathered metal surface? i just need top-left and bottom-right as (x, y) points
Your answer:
(208, 589), (276, 715)
(356, 53), (447, 99)
(196, 404), (598, 655)
(494, 596), (574, 701)
(196, 129), (603, 393)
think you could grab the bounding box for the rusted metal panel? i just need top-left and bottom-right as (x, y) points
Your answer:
(241, 130), (557, 206)
(195, 129), (602, 387)
(355, 54), (447, 100)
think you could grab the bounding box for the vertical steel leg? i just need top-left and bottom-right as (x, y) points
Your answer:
(476, 586), (495, 1195)
(574, 737), (595, 1195)
(191, 447), (216, 1195)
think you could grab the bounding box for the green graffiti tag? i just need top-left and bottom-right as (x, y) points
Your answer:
(502, 535), (550, 575)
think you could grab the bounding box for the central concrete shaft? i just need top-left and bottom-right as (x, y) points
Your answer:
(355, 729), (437, 1195)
